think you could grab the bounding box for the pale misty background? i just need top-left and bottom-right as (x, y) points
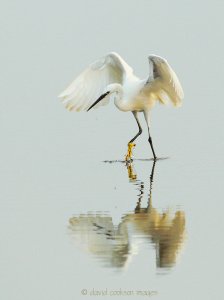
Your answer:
(0, 1), (224, 300)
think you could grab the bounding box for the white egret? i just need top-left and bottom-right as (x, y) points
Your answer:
(59, 52), (184, 160)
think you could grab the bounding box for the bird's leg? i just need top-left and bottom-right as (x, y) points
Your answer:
(148, 130), (157, 160)
(125, 112), (142, 161)
(125, 143), (135, 161)
(144, 111), (157, 160)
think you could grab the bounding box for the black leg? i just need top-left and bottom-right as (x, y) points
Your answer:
(129, 111), (143, 144)
(143, 111), (157, 160)
(147, 127), (157, 160)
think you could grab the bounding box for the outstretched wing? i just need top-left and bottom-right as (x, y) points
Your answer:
(58, 52), (133, 111)
(143, 55), (184, 107)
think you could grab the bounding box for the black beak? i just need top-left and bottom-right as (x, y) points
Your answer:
(87, 91), (110, 111)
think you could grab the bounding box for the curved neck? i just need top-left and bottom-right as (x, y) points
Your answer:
(114, 97), (129, 111)
(107, 83), (127, 111)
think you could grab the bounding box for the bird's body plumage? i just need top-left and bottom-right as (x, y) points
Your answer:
(59, 52), (184, 159)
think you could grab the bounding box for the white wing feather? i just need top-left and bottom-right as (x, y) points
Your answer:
(144, 56), (184, 107)
(58, 52), (132, 112)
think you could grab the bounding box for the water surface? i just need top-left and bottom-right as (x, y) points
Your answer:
(69, 161), (186, 271)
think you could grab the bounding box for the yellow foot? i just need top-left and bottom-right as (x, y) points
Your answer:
(125, 143), (136, 161)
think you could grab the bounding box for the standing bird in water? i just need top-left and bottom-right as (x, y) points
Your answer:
(59, 52), (184, 160)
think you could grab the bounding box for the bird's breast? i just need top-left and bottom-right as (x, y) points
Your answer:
(115, 78), (156, 112)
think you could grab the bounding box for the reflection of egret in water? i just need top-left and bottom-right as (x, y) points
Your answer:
(125, 161), (186, 268)
(69, 161), (185, 270)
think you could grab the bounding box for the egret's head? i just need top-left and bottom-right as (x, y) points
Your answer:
(87, 84), (123, 111)
(106, 83), (123, 94)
